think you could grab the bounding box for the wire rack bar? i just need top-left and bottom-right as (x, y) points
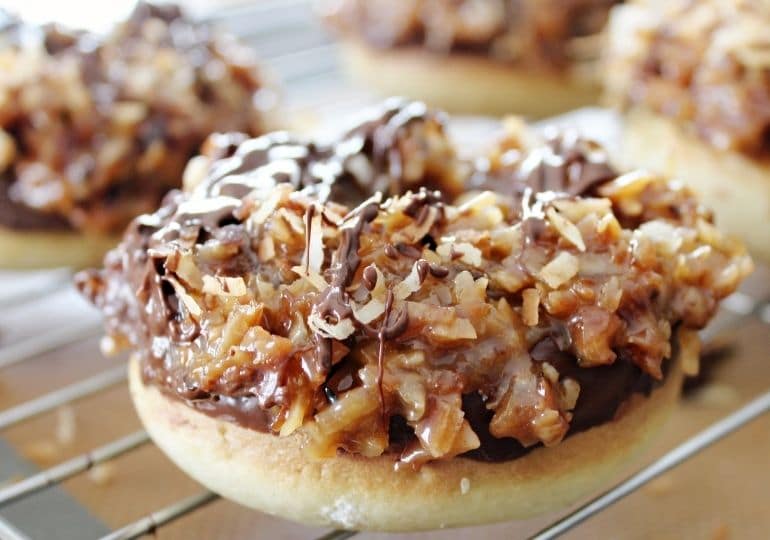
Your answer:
(0, 365), (127, 431)
(0, 431), (150, 508)
(0, 516), (31, 540)
(0, 270), (71, 308)
(99, 491), (219, 540)
(529, 388), (770, 540)
(267, 44), (339, 82)
(315, 530), (358, 540)
(0, 322), (101, 370)
(720, 291), (758, 316)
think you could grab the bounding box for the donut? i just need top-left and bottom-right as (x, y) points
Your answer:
(319, 0), (621, 117)
(603, 0), (770, 261)
(0, 2), (274, 269)
(76, 99), (752, 531)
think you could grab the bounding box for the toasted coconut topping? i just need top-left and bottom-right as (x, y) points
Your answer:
(77, 100), (752, 466)
(0, 2), (270, 233)
(320, 0), (620, 72)
(605, 0), (770, 157)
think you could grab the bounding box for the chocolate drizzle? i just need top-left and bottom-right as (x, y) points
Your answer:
(312, 199), (381, 370)
(0, 2), (269, 233)
(74, 99), (749, 467)
(323, 0), (621, 71)
(478, 129), (616, 203)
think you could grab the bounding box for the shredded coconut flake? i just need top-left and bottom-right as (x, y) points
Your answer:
(539, 252), (580, 288)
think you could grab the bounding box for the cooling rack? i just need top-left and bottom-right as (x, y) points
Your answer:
(0, 1), (769, 539)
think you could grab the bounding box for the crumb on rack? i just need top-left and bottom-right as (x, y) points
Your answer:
(55, 405), (77, 446)
(87, 463), (116, 486)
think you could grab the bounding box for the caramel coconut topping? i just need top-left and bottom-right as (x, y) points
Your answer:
(320, 0), (621, 71)
(605, 0), (770, 157)
(0, 2), (270, 233)
(77, 100), (752, 466)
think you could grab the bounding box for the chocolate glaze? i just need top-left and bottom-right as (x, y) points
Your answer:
(78, 100), (690, 465)
(324, 0), (621, 71)
(462, 337), (655, 462)
(0, 2), (267, 234)
(0, 176), (72, 231)
(475, 129), (616, 201)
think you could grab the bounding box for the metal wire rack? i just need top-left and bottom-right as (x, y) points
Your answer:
(0, 2), (768, 539)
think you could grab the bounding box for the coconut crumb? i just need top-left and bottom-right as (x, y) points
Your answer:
(460, 477), (471, 495)
(539, 252), (579, 289)
(88, 463), (116, 486)
(55, 406), (76, 446)
(522, 288), (540, 326)
(321, 497), (360, 529)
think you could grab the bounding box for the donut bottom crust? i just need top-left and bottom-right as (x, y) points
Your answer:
(0, 226), (119, 270)
(619, 108), (770, 262)
(339, 41), (600, 119)
(129, 347), (683, 532)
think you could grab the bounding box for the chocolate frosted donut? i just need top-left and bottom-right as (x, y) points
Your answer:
(604, 0), (770, 261)
(320, 0), (621, 116)
(0, 2), (273, 268)
(77, 100), (752, 531)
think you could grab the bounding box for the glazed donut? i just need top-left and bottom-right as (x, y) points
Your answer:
(0, 2), (274, 269)
(320, 0), (621, 117)
(603, 0), (770, 261)
(77, 100), (752, 531)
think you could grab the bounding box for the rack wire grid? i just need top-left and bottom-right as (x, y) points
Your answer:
(1, 1), (769, 539)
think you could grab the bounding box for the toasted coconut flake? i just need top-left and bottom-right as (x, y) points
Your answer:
(552, 197), (612, 222)
(546, 207), (586, 252)
(166, 277), (202, 319)
(172, 252), (203, 290)
(223, 276), (248, 296)
(345, 153), (375, 185)
(457, 191), (503, 225)
(280, 208), (306, 235)
(450, 420), (481, 455)
(539, 252), (580, 288)
(491, 268), (529, 293)
(249, 184), (290, 226)
(394, 261), (426, 301)
(352, 298), (386, 324)
(598, 276), (623, 312)
(531, 409), (567, 447)
(598, 169), (657, 199)
(437, 241), (482, 267)
(182, 155), (211, 192)
(395, 374), (427, 422)
(201, 275), (248, 297)
(541, 362), (559, 384)
(561, 378), (580, 410)
(280, 390), (310, 437)
(522, 288), (540, 326)
(596, 212), (622, 236)
(314, 386), (379, 435)
(291, 266), (328, 291)
(309, 310), (356, 340)
(454, 270), (486, 304)
(443, 318), (477, 340)
(679, 329), (702, 376)
(258, 235), (275, 261)
(303, 206), (325, 274)
(639, 221), (684, 255)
